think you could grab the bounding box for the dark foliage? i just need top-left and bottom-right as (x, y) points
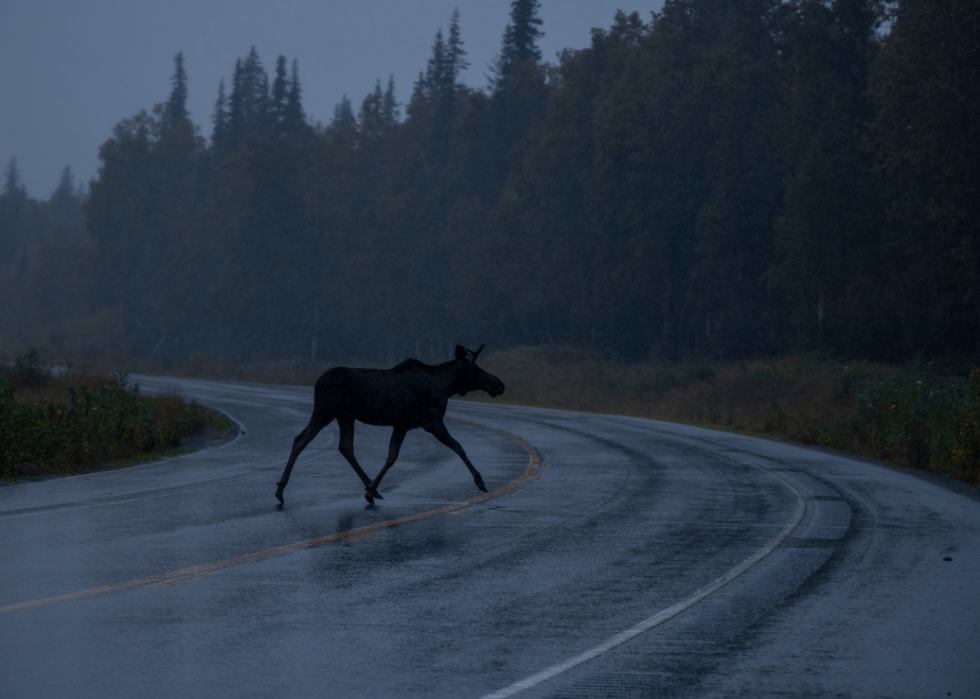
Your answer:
(1, 1), (977, 365)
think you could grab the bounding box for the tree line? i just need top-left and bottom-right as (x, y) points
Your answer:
(1, 0), (977, 365)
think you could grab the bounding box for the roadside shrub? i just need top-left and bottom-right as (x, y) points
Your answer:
(788, 365), (980, 483)
(0, 348), (53, 390)
(0, 354), (209, 479)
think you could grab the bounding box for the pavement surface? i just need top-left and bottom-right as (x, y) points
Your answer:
(1, 375), (977, 698)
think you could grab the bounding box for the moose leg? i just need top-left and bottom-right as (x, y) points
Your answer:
(365, 427), (407, 502)
(336, 417), (382, 503)
(276, 415), (332, 504)
(426, 420), (488, 493)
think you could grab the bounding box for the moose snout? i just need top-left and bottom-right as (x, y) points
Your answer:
(488, 379), (505, 397)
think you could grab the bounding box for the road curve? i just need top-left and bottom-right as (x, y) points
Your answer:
(1, 376), (977, 698)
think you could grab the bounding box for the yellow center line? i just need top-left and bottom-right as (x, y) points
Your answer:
(0, 421), (539, 615)
(339, 531), (382, 542)
(147, 571), (220, 588)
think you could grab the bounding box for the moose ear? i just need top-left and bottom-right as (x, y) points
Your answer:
(455, 345), (467, 360)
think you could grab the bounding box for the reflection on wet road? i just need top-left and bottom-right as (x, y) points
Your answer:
(1, 376), (978, 698)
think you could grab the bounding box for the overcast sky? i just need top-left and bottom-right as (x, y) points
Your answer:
(1, 1), (664, 198)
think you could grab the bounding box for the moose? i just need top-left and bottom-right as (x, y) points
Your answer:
(275, 345), (505, 505)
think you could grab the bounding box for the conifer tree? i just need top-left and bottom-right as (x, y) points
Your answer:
(358, 81), (388, 143)
(447, 8), (469, 85)
(482, 0), (547, 197)
(328, 96), (357, 145)
(420, 10), (468, 99)
(491, 0), (544, 90)
(51, 166), (77, 212)
(382, 76), (399, 127)
(2, 156), (24, 199)
(408, 72), (427, 121)
(227, 47), (271, 149)
(283, 59), (307, 136)
(271, 55), (289, 132)
(408, 10), (469, 170)
(211, 77), (231, 158)
(0, 156), (27, 261)
(228, 58), (245, 150)
(423, 29), (447, 95)
(163, 52), (189, 128)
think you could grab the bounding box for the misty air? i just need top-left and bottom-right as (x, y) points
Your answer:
(2, 1), (978, 697)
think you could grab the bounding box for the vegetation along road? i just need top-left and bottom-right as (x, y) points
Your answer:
(1, 376), (977, 698)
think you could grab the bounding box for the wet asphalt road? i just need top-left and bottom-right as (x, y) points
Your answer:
(1, 376), (978, 698)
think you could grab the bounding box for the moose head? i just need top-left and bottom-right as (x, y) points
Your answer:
(454, 344), (505, 397)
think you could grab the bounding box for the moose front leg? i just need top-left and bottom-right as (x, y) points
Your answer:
(426, 420), (488, 493)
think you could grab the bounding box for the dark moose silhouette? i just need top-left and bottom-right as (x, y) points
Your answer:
(276, 345), (505, 504)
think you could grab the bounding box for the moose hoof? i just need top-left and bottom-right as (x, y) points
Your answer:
(275, 487), (284, 504)
(475, 477), (487, 493)
(364, 491), (375, 505)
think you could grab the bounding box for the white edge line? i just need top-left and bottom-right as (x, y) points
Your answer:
(479, 454), (808, 699)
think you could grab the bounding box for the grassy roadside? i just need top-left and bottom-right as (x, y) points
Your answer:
(26, 345), (980, 486)
(1, 350), (235, 480)
(476, 347), (980, 486)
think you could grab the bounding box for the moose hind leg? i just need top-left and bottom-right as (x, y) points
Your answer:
(366, 427), (407, 502)
(336, 417), (382, 503)
(276, 416), (331, 504)
(427, 420), (487, 492)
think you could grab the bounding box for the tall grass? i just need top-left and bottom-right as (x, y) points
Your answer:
(479, 348), (980, 485)
(1, 350), (212, 479)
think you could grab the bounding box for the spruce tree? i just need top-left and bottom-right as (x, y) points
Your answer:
(447, 8), (469, 85)
(382, 76), (399, 127)
(228, 58), (245, 150)
(423, 29), (448, 95)
(227, 47), (271, 148)
(163, 52), (189, 128)
(358, 81), (386, 142)
(491, 0), (544, 90)
(271, 55), (289, 132)
(0, 156), (27, 261)
(328, 96), (357, 145)
(482, 0), (547, 197)
(283, 59), (306, 136)
(421, 10), (468, 97)
(2, 156), (24, 199)
(211, 77), (231, 158)
(409, 11), (468, 165)
(51, 166), (77, 212)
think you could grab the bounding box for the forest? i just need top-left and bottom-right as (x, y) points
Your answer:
(0, 0), (977, 367)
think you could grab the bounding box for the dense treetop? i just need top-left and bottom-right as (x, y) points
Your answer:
(1, 0), (977, 366)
